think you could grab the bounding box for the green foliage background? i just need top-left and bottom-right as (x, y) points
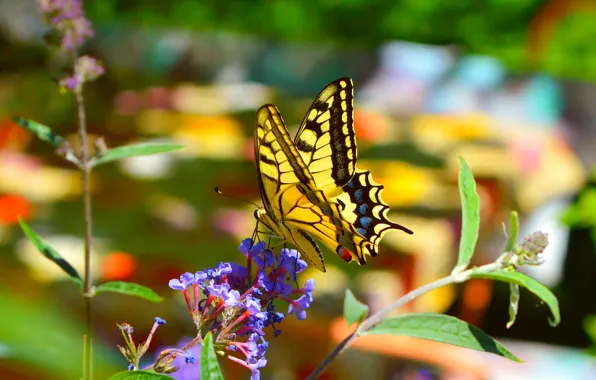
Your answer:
(84, 0), (596, 80)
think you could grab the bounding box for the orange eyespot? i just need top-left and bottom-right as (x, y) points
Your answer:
(336, 246), (353, 262)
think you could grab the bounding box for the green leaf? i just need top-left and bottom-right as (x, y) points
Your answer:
(507, 283), (520, 328)
(106, 371), (173, 379)
(365, 313), (520, 362)
(454, 157), (480, 271)
(18, 218), (82, 286)
(90, 143), (184, 167)
(343, 289), (369, 326)
(470, 270), (560, 326)
(96, 281), (163, 302)
(13, 117), (65, 147)
(504, 211), (520, 251)
(201, 332), (224, 380)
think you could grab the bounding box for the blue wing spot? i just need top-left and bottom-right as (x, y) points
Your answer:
(357, 227), (367, 236)
(360, 216), (372, 228)
(358, 204), (368, 215)
(346, 180), (355, 188)
(354, 189), (363, 202)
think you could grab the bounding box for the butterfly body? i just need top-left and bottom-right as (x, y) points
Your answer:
(254, 78), (412, 272)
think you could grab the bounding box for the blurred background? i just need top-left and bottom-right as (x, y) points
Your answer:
(1, 0), (596, 379)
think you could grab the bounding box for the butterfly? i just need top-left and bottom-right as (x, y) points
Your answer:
(253, 77), (413, 272)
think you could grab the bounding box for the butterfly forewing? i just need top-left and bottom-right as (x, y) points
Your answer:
(254, 105), (328, 271)
(294, 78), (357, 197)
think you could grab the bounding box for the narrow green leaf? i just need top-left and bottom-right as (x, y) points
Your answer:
(13, 117), (64, 147)
(201, 332), (224, 380)
(507, 283), (520, 328)
(90, 143), (184, 167)
(18, 218), (82, 286)
(96, 282), (163, 302)
(454, 157), (480, 271)
(343, 289), (369, 326)
(505, 211), (520, 251)
(470, 270), (560, 326)
(106, 371), (173, 379)
(365, 313), (520, 362)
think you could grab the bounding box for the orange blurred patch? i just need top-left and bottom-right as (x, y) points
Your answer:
(101, 251), (137, 281)
(462, 278), (491, 312)
(354, 110), (390, 143)
(0, 118), (31, 150)
(0, 194), (31, 224)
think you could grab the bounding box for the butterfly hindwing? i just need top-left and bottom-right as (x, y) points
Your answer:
(294, 77), (356, 197)
(333, 170), (414, 264)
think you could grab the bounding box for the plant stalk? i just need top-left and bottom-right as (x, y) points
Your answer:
(73, 52), (94, 380)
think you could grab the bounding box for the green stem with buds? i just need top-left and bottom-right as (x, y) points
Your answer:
(307, 262), (502, 380)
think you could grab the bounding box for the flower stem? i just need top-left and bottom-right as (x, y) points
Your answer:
(306, 262), (499, 380)
(72, 51), (94, 380)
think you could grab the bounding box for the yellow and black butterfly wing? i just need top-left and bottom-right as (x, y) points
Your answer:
(333, 170), (413, 264)
(254, 105), (334, 272)
(294, 77), (357, 197)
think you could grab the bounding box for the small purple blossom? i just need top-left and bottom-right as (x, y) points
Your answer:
(278, 248), (308, 281)
(63, 76), (78, 91)
(184, 350), (196, 364)
(119, 324), (133, 334)
(155, 317), (166, 325)
(288, 294), (312, 320)
(224, 289), (241, 307)
(247, 357), (267, 380)
(244, 296), (262, 315)
(168, 272), (195, 291)
(239, 238), (254, 256)
(194, 271), (208, 284)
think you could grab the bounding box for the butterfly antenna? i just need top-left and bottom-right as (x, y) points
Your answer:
(215, 186), (261, 209)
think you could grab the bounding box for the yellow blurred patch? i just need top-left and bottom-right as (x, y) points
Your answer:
(173, 115), (244, 159)
(136, 109), (182, 135)
(446, 144), (517, 180)
(0, 156), (83, 202)
(412, 113), (494, 154)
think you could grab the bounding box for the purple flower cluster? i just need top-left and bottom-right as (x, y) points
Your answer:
(37, 0), (94, 51)
(37, 0), (104, 93)
(167, 238), (316, 380)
